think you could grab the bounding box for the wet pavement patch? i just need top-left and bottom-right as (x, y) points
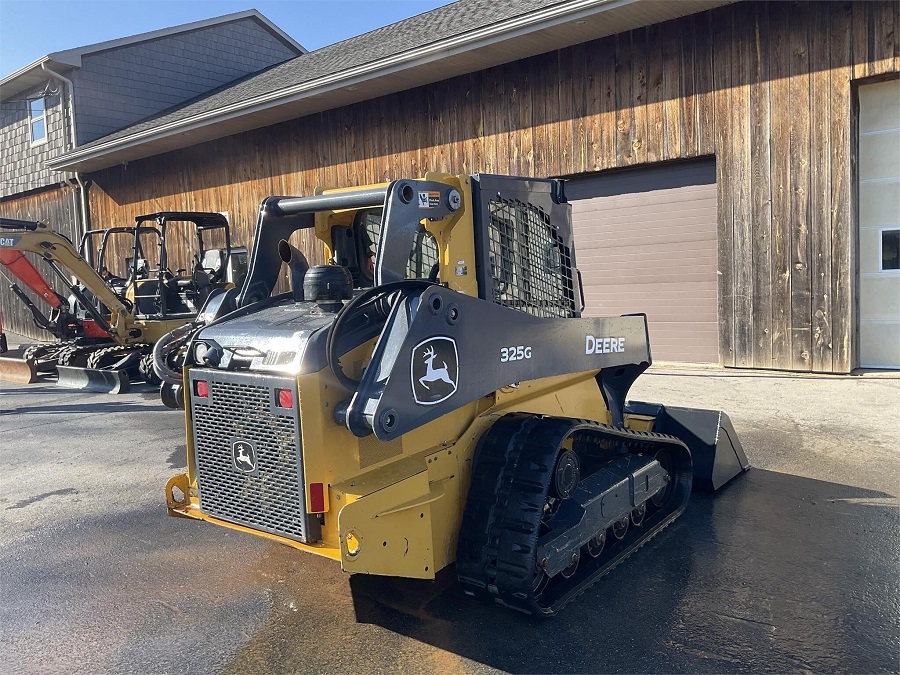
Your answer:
(346, 469), (899, 674)
(167, 444), (187, 469)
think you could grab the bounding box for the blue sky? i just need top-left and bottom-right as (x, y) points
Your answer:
(0, 0), (451, 76)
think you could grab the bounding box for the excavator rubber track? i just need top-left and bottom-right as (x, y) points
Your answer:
(457, 413), (692, 616)
(23, 343), (63, 373)
(138, 352), (161, 385)
(86, 344), (141, 370)
(56, 341), (132, 393)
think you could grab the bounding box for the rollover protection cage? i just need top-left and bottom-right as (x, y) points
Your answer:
(472, 175), (580, 319)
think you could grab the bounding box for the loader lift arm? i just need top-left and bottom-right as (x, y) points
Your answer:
(337, 283), (652, 440)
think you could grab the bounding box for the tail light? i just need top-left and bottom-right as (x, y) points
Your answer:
(309, 482), (325, 512)
(194, 380), (209, 398)
(276, 388), (293, 408)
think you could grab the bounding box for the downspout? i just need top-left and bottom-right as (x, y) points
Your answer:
(40, 62), (90, 237)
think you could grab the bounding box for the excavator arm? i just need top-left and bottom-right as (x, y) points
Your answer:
(0, 218), (130, 338)
(0, 248), (66, 309)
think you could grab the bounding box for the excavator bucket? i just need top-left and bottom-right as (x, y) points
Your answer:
(0, 356), (39, 383)
(55, 366), (130, 393)
(626, 402), (750, 491)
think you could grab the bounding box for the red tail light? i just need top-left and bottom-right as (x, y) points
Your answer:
(309, 483), (325, 512)
(276, 388), (294, 408)
(195, 380), (209, 398)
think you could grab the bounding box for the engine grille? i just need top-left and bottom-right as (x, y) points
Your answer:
(189, 369), (320, 544)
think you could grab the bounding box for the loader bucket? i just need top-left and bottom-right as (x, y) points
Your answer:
(626, 402), (750, 491)
(56, 366), (130, 394)
(0, 356), (39, 384)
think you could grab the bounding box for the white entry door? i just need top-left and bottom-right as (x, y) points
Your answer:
(858, 80), (900, 369)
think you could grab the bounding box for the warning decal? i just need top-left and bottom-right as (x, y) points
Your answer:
(417, 191), (441, 209)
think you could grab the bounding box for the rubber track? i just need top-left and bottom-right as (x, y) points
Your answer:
(457, 414), (692, 616)
(138, 352), (161, 385)
(23, 344), (62, 371)
(86, 344), (139, 370)
(56, 343), (93, 368)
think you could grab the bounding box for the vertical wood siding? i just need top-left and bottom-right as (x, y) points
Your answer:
(71, 1), (899, 372)
(0, 186), (80, 339)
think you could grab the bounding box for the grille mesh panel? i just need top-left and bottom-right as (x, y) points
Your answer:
(192, 374), (316, 543)
(488, 198), (577, 318)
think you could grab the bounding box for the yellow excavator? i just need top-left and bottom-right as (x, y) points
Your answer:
(161, 173), (749, 615)
(0, 212), (233, 392)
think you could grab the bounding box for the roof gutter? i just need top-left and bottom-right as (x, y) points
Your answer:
(49, 0), (640, 172)
(0, 57), (51, 90)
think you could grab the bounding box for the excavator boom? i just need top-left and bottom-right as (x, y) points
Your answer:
(0, 249), (65, 309)
(0, 218), (129, 333)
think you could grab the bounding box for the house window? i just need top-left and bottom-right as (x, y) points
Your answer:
(882, 229), (900, 271)
(29, 98), (47, 144)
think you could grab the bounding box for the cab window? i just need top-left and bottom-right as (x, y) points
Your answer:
(352, 209), (439, 285)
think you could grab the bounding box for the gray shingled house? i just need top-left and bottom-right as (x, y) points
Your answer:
(2, 0), (898, 373)
(0, 10), (303, 252)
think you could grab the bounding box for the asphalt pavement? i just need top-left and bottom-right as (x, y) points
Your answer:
(0, 364), (898, 674)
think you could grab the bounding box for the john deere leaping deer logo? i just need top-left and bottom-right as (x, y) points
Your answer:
(411, 337), (459, 405)
(231, 439), (257, 474)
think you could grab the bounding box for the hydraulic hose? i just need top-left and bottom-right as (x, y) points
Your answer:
(153, 322), (197, 385)
(325, 279), (436, 392)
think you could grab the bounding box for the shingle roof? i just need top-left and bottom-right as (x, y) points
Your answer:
(0, 9), (305, 102)
(69, 0), (565, 152)
(51, 0), (730, 171)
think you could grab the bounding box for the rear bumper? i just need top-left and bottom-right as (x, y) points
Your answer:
(165, 472), (341, 561)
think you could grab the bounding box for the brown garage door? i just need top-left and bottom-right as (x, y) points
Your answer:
(566, 160), (719, 363)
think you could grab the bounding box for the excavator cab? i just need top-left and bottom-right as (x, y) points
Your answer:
(129, 212), (232, 319)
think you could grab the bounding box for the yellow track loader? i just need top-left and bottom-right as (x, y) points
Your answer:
(0, 213), (233, 392)
(162, 174), (749, 615)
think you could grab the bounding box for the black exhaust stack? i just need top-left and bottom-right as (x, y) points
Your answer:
(278, 239), (309, 302)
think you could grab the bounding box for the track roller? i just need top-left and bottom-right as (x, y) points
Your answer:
(457, 413), (692, 616)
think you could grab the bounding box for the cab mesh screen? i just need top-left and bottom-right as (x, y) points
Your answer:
(487, 198), (577, 318)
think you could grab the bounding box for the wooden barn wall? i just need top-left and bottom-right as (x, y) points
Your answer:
(86, 1), (898, 373)
(0, 186), (81, 339)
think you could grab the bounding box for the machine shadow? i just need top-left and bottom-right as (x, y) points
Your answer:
(0, 384), (176, 415)
(348, 468), (898, 674)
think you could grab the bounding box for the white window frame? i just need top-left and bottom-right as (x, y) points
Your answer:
(28, 97), (47, 146)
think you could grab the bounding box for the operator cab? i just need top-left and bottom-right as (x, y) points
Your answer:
(329, 208), (440, 289)
(129, 212), (234, 319)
